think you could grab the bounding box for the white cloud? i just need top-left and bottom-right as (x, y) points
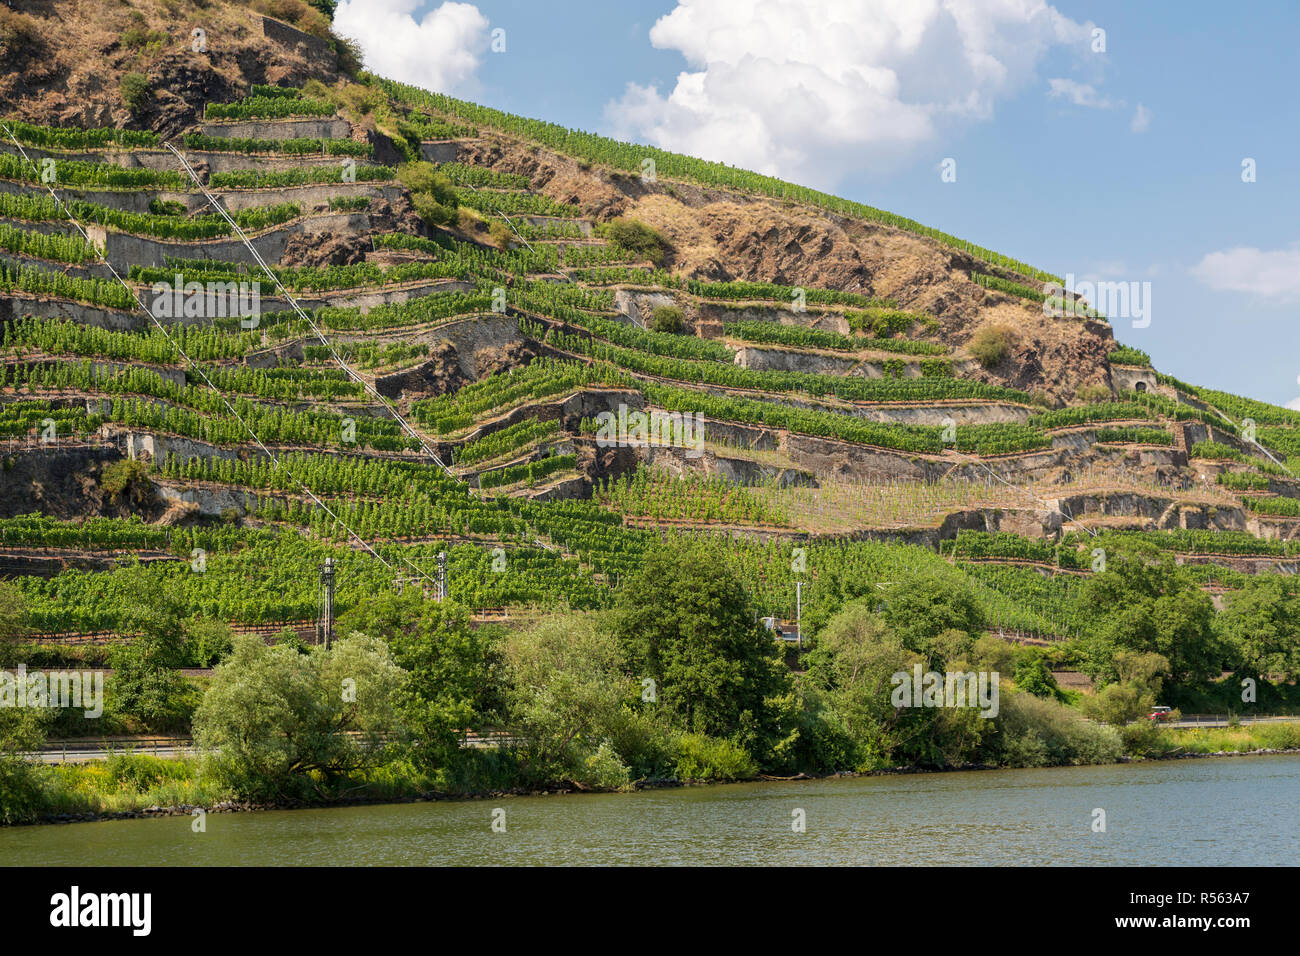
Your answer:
(604, 0), (1095, 189)
(1047, 78), (1113, 108)
(1286, 397), (1300, 411)
(1130, 103), (1152, 133)
(334, 0), (489, 95)
(1191, 244), (1300, 302)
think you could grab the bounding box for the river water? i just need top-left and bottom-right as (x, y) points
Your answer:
(3, 755), (1297, 865)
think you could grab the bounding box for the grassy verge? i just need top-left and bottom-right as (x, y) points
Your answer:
(1162, 722), (1300, 753)
(1121, 720), (1300, 758)
(3, 752), (444, 824)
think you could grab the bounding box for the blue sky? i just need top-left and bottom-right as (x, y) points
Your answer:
(335, 0), (1300, 406)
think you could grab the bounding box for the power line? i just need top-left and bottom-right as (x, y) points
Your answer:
(0, 122), (434, 583)
(162, 141), (458, 480)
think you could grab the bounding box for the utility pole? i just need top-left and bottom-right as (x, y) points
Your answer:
(318, 557), (335, 649)
(436, 551), (448, 602)
(795, 581), (803, 648)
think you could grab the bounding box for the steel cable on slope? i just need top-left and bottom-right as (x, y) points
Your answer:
(462, 181), (542, 257)
(162, 141), (457, 481)
(0, 122), (440, 584)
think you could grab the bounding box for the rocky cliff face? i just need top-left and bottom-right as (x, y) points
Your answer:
(457, 136), (1113, 405)
(0, 1), (346, 136)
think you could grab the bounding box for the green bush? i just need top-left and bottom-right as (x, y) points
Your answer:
(0, 758), (50, 825)
(1119, 719), (1172, 757)
(969, 324), (1016, 369)
(99, 459), (153, 506)
(121, 20), (167, 52)
(649, 305), (684, 334)
(400, 162), (459, 229)
(577, 740), (633, 790)
(602, 218), (671, 266)
(398, 162), (455, 201)
(672, 733), (758, 781)
(120, 73), (150, 114)
(985, 691), (1122, 767)
(413, 193), (457, 228)
(333, 34), (366, 78)
(1012, 654), (1061, 699)
(184, 618), (235, 668)
(0, 708), (50, 824)
(104, 752), (190, 792)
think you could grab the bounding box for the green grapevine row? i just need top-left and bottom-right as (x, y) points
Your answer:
(379, 79), (1061, 283)
(456, 418), (560, 466)
(182, 132), (371, 157)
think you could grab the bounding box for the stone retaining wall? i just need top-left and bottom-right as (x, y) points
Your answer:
(202, 117), (351, 142)
(420, 142), (462, 164)
(95, 211), (368, 270)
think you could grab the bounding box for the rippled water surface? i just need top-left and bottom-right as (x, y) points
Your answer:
(3, 755), (1297, 865)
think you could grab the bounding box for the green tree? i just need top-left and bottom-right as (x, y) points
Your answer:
(1215, 575), (1300, 682)
(0, 706), (49, 825)
(194, 633), (404, 800)
(183, 618), (234, 668)
(120, 73), (150, 113)
(1079, 652), (1168, 724)
(805, 599), (917, 767)
(339, 593), (506, 769)
(969, 324), (1015, 368)
(108, 579), (194, 732)
(1012, 654), (1060, 699)
(805, 599), (988, 769)
(602, 218), (671, 266)
(650, 305), (684, 334)
(615, 542), (791, 755)
(99, 459), (154, 508)
(1080, 544), (1223, 686)
(879, 569), (986, 666)
(984, 690), (1122, 767)
(0, 580), (27, 667)
(503, 613), (638, 787)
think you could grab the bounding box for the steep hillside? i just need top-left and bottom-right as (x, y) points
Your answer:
(0, 0), (353, 133)
(3, 0), (1300, 661)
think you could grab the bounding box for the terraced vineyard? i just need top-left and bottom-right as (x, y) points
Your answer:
(3, 56), (1300, 665)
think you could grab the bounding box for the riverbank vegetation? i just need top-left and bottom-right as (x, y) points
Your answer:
(3, 536), (1298, 826)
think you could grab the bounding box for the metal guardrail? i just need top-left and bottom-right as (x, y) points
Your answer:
(1168, 714), (1293, 725)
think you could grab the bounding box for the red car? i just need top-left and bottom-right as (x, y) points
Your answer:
(1147, 706), (1173, 721)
